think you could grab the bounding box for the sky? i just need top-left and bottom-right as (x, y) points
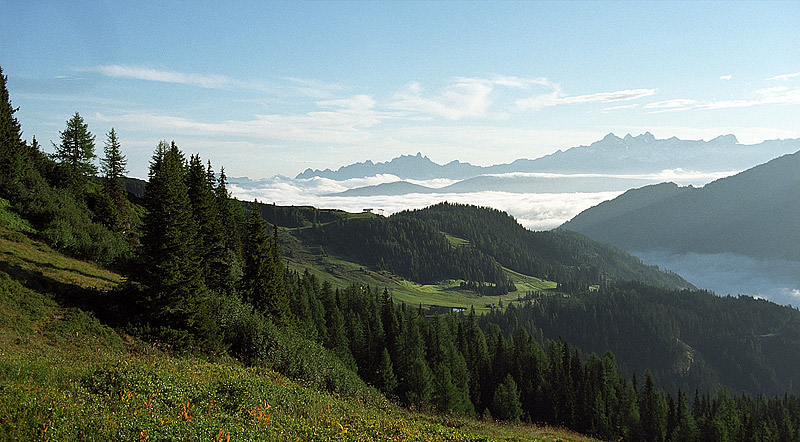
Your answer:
(2, 1), (800, 179)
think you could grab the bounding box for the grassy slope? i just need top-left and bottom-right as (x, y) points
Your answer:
(0, 203), (593, 442)
(282, 228), (557, 314)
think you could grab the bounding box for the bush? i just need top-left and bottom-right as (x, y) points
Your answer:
(214, 293), (381, 403)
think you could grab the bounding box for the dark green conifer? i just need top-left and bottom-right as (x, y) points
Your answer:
(492, 374), (523, 423)
(186, 154), (229, 293)
(53, 112), (96, 194)
(99, 128), (129, 231)
(242, 202), (292, 324)
(138, 140), (219, 351)
(0, 66), (27, 195)
(639, 371), (668, 442)
(376, 347), (398, 396)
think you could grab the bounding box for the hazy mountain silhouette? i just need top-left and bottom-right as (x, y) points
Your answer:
(561, 150), (800, 261)
(296, 133), (800, 181)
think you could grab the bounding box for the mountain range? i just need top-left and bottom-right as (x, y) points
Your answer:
(296, 132), (800, 182)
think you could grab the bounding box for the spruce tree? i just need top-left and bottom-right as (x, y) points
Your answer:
(492, 374), (523, 423)
(212, 165), (244, 294)
(639, 371), (667, 442)
(53, 112), (96, 194)
(397, 312), (433, 408)
(99, 128), (129, 231)
(376, 347), (398, 396)
(138, 141), (219, 351)
(241, 202), (292, 324)
(186, 155), (228, 292)
(0, 66), (26, 196)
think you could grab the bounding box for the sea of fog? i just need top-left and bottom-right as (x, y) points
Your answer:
(228, 169), (732, 230)
(229, 170), (799, 307)
(633, 251), (800, 308)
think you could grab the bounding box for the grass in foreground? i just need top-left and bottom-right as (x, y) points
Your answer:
(0, 205), (594, 442)
(0, 270), (594, 441)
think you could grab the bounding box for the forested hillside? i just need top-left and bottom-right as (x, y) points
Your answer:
(481, 281), (800, 397)
(394, 202), (692, 291)
(4, 64), (800, 442)
(562, 151), (800, 261)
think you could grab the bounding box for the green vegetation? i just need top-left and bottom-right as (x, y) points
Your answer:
(0, 219), (592, 442)
(3, 64), (800, 442)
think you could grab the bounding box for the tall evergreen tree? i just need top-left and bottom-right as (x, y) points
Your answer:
(138, 141), (219, 351)
(0, 66), (26, 196)
(492, 374), (524, 423)
(639, 371), (668, 442)
(212, 165), (244, 294)
(53, 112), (96, 194)
(241, 201), (292, 324)
(99, 128), (129, 231)
(398, 312), (434, 408)
(186, 154), (228, 292)
(673, 389), (697, 442)
(376, 347), (398, 397)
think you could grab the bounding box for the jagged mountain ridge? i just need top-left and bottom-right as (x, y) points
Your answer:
(295, 133), (800, 181)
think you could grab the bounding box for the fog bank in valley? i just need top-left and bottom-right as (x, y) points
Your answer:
(633, 251), (800, 308)
(229, 169), (730, 231)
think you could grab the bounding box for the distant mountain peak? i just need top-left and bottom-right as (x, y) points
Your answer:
(602, 132), (621, 142)
(710, 134), (739, 144)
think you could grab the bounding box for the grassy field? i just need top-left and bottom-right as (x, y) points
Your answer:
(0, 205), (595, 442)
(281, 227), (557, 314)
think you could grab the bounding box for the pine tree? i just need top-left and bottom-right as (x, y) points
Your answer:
(212, 165), (244, 294)
(53, 112), (96, 194)
(639, 371), (668, 442)
(242, 201), (273, 308)
(376, 347), (398, 396)
(0, 66), (27, 196)
(492, 374), (523, 423)
(138, 141), (219, 351)
(397, 312), (433, 408)
(241, 202), (292, 324)
(99, 128), (129, 231)
(673, 389), (697, 442)
(267, 225), (291, 320)
(186, 155), (228, 293)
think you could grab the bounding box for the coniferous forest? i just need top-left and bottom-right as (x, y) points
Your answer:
(3, 64), (800, 441)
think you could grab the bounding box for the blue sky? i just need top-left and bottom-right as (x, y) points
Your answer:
(2, 1), (799, 179)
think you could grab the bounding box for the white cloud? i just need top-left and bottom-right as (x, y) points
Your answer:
(91, 65), (236, 89)
(515, 86), (656, 111)
(719, 75), (732, 80)
(766, 72), (800, 81)
(645, 86), (800, 113)
(316, 94), (376, 110)
(645, 99), (697, 109)
(89, 65), (348, 99)
(94, 96), (388, 144)
(389, 78), (495, 120)
(602, 104), (639, 112)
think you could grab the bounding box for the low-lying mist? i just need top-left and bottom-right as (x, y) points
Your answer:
(229, 169), (729, 230)
(633, 251), (800, 308)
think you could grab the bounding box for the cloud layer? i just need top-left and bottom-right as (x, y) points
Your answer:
(228, 170), (731, 231)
